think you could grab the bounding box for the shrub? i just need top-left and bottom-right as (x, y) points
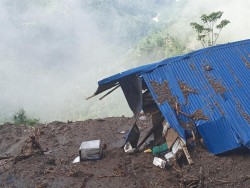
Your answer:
(13, 109), (39, 126)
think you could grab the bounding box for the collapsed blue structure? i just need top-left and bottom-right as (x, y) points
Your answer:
(92, 39), (250, 154)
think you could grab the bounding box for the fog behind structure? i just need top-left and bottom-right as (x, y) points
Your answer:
(0, 0), (128, 122)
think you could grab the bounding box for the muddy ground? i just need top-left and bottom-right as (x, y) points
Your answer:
(1, 116), (250, 188)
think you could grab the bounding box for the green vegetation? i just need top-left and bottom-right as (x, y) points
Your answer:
(82, 0), (174, 48)
(128, 29), (189, 65)
(190, 11), (230, 47)
(13, 109), (39, 126)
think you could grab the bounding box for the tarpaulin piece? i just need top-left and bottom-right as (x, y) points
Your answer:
(120, 75), (142, 119)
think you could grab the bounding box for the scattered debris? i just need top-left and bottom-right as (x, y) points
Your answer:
(153, 157), (166, 169)
(73, 156), (80, 163)
(178, 81), (199, 104)
(175, 107), (209, 121)
(2, 118), (250, 187)
(89, 39), (250, 159)
(150, 80), (178, 107)
(117, 130), (126, 134)
(236, 99), (250, 124)
(139, 112), (147, 121)
(190, 109), (209, 121)
(124, 142), (136, 153)
(79, 139), (102, 161)
(180, 139), (193, 165)
(3, 39), (250, 187)
(207, 77), (227, 96)
(152, 143), (168, 155)
(150, 80), (209, 121)
(204, 64), (213, 71)
(144, 148), (152, 153)
(72, 140), (103, 163)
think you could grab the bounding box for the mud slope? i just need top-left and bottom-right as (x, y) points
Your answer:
(1, 117), (250, 188)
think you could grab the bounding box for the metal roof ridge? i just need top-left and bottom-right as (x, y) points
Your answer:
(98, 38), (250, 86)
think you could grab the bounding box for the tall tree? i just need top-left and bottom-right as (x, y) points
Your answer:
(190, 11), (230, 48)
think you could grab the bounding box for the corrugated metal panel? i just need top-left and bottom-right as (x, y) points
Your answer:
(98, 39), (250, 88)
(198, 118), (240, 154)
(96, 39), (250, 154)
(143, 66), (186, 139)
(142, 39), (250, 154)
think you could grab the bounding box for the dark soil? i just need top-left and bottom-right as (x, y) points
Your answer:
(1, 117), (250, 188)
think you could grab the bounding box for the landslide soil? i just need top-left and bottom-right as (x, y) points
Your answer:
(1, 117), (250, 188)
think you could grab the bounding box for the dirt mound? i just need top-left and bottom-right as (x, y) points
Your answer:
(1, 117), (250, 188)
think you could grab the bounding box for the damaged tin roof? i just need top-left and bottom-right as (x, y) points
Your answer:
(94, 39), (250, 154)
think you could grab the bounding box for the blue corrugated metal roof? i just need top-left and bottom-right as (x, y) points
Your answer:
(97, 39), (250, 154)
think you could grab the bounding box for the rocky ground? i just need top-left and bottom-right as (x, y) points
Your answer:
(1, 116), (250, 188)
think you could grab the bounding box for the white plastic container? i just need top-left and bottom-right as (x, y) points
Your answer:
(153, 157), (166, 169)
(79, 140), (102, 161)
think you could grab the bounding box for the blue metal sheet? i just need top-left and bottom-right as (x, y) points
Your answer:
(98, 39), (250, 87)
(142, 66), (186, 139)
(198, 118), (241, 154)
(96, 39), (250, 154)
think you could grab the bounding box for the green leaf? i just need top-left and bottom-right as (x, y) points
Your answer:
(216, 19), (230, 29)
(190, 11), (230, 47)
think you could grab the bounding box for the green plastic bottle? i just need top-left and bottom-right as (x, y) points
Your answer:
(152, 143), (168, 155)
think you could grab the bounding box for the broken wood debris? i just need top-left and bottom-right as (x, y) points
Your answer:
(150, 80), (208, 121)
(180, 140), (193, 165)
(150, 80), (178, 108)
(178, 81), (199, 104)
(191, 109), (209, 121)
(207, 77), (227, 95)
(175, 105), (209, 121)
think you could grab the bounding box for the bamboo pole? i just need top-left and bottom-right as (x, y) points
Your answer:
(99, 85), (120, 100)
(180, 139), (193, 165)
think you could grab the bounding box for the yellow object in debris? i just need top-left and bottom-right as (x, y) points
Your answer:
(144, 148), (152, 153)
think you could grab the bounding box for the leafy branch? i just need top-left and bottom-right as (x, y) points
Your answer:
(190, 11), (230, 48)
